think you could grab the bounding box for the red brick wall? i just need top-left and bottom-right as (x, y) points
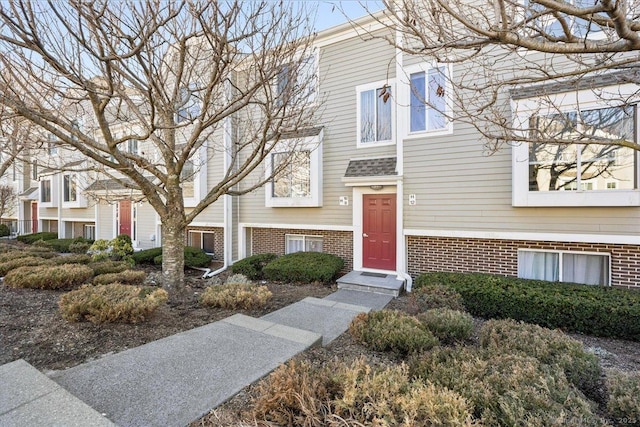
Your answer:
(407, 235), (640, 289)
(186, 226), (224, 261)
(251, 228), (353, 272)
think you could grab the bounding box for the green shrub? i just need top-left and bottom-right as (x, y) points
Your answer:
(21, 245), (58, 258)
(51, 254), (92, 265)
(59, 283), (168, 323)
(410, 347), (603, 426)
(88, 260), (130, 276)
(0, 224), (10, 237)
(68, 241), (91, 254)
(231, 253), (279, 280)
(4, 264), (94, 289)
(409, 283), (466, 312)
(415, 272), (640, 341)
(88, 239), (111, 261)
(201, 282), (272, 310)
(0, 250), (38, 263)
(40, 238), (77, 253)
(93, 269), (147, 286)
(89, 235), (134, 263)
(0, 256), (51, 276)
(479, 318), (602, 398)
(606, 369), (640, 422)
(417, 308), (474, 344)
(17, 232), (57, 244)
(153, 246), (212, 268)
(131, 247), (162, 265)
(349, 310), (439, 356)
(262, 252), (344, 284)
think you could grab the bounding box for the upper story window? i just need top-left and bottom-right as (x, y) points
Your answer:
(527, 0), (606, 40)
(265, 128), (323, 208)
(404, 63), (452, 137)
(48, 133), (58, 155)
(63, 174), (77, 202)
(127, 139), (138, 155)
(513, 83), (640, 207)
(176, 84), (201, 123)
(40, 179), (51, 203)
(357, 80), (394, 147)
(70, 119), (80, 141)
(277, 53), (317, 106)
(180, 159), (195, 199)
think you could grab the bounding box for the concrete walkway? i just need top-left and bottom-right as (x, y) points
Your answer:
(1, 289), (392, 427)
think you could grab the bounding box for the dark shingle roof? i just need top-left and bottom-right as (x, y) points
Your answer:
(41, 159), (86, 175)
(510, 69), (640, 100)
(85, 178), (138, 192)
(280, 126), (324, 140)
(18, 187), (38, 198)
(344, 157), (397, 177)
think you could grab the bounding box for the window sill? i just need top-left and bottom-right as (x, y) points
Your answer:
(266, 197), (321, 208)
(356, 140), (395, 149)
(405, 126), (453, 139)
(513, 190), (640, 207)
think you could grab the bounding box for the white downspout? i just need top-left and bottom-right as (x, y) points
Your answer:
(394, 23), (413, 292)
(204, 111), (234, 278)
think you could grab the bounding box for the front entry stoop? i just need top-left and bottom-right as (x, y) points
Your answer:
(337, 271), (405, 297)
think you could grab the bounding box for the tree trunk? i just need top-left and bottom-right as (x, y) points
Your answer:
(161, 215), (186, 295)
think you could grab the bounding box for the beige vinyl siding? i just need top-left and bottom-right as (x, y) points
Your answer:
(402, 82), (640, 237)
(96, 202), (114, 240)
(39, 207), (59, 219)
(238, 30), (396, 226)
(135, 202), (158, 249)
(60, 207), (95, 220)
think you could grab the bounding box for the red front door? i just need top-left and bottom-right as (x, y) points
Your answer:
(118, 200), (132, 236)
(363, 194), (396, 270)
(31, 202), (38, 233)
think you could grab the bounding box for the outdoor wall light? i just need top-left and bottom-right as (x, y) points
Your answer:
(369, 185), (384, 191)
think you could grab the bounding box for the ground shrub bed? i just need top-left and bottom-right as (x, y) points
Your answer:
(59, 283), (168, 323)
(349, 310), (439, 356)
(408, 283), (466, 313)
(417, 308), (474, 344)
(606, 369), (640, 422)
(4, 264), (94, 289)
(40, 238), (92, 253)
(93, 269), (147, 286)
(153, 246), (212, 268)
(201, 280), (273, 310)
(88, 260), (130, 276)
(0, 224), (10, 237)
(16, 232), (58, 244)
(231, 253), (278, 280)
(132, 247), (163, 265)
(262, 252), (344, 284)
(51, 254), (92, 265)
(0, 256), (52, 276)
(416, 272), (640, 341)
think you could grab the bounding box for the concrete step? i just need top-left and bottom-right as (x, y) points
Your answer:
(336, 271), (405, 297)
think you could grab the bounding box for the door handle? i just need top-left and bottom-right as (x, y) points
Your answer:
(363, 233), (369, 238)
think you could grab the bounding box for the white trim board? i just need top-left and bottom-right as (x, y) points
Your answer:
(404, 228), (640, 246)
(187, 222), (225, 228)
(240, 223), (353, 232)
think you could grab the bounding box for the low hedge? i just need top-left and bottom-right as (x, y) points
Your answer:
(51, 254), (92, 265)
(231, 253), (278, 280)
(201, 282), (272, 310)
(89, 260), (130, 276)
(4, 264), (94, 289)
(0, 256), (52, 276)
(262, 252), (344, 284)
(59, 283), (168, 323)
(132, 247), (163, 265)
(93, 269), (147, 286)
(152, 246), (213, 268)
(17, 232), (58, 244)
(42, 238), (93, 253)
(415, 272), (640, 341)
(0, 224), (10, 237)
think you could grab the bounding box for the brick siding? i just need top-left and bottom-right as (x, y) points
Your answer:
(407, 235), (640, 289)
(251, 228), (353, 272)
(186, 226), (224, 261)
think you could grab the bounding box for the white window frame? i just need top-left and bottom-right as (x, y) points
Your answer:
(517, 248), (611, 286)
(39, 178), (55, 207)
(84, 224), (96, 241)
(63, 174), (77, 203)
(188, 230), (215, 255)
(285, 234), (323, 254)
(402, 62), (453, 138)
(175, 83), (201, 124)
(512, 83), (640, 207)
(356, 79), (395, 148)
(265, 130), (323, 208)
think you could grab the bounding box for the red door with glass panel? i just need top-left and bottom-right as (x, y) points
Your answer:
(31, 202), (38, 233)
(362, 194), (396, 270)
(118, 200), (132, 237)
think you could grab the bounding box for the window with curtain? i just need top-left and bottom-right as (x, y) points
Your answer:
(285, 234), (323, 254)
(518, 249), (609, 285)
(409, 65), (448, 133)
(359, 84), (392, 144)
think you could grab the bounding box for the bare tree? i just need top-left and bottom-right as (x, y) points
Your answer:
(367, 1), (640, 152)
(0, 1), (319, 292)
(0, 185), (16, 222)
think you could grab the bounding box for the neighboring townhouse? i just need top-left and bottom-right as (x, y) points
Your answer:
(9, 12), (640, 290)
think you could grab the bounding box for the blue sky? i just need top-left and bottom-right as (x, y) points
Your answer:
(312, 1), (384, 31)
